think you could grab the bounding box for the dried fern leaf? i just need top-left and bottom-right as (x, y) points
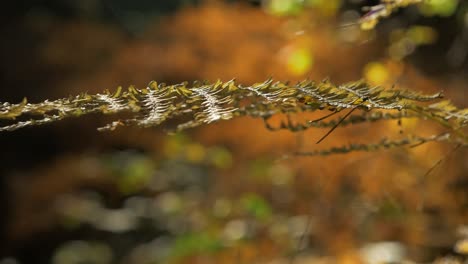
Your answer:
(0, 79), (466, 145)
(293, 133), (453, 156)
(264, 111), (416, 132)
(359, 0), (423, 30)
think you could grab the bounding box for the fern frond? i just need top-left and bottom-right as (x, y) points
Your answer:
(263, 111), (415, 132)
(293, 133), (454, 156)
(359, 0), (423, 30)
(426, 100), (468, 126)
(1, 78), (466, 152)
(137, 82), (177, 127)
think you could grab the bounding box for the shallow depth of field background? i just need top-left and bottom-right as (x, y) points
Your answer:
(0, 0), (467, 263)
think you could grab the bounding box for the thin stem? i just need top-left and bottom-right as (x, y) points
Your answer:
(316, 107), (356, 144)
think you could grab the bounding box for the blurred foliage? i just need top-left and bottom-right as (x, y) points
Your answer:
(0, 1), (468, 264)
(53, 241), (113, 264)
(419, 0), (459, 17)
(103, 151), (155, 194)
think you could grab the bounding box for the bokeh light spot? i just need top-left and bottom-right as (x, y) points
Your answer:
(419, 0), (459, 17)
(286, 47), (314, 76)
(265, 0), (301, 16)
(364, 62), (389, 85)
